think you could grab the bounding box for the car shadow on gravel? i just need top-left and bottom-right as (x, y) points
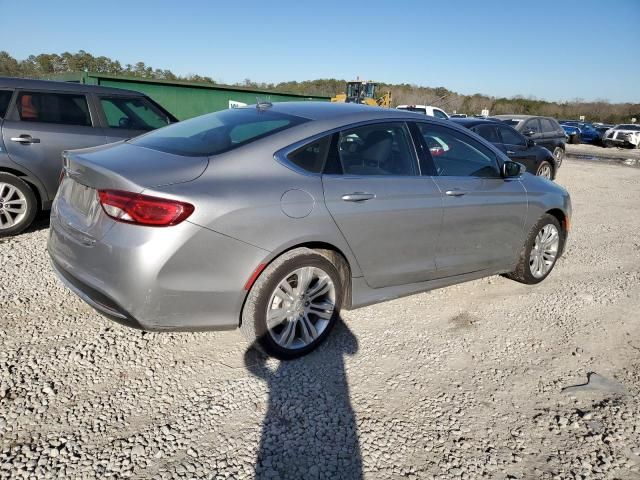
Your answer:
(244, 320), (362, 479)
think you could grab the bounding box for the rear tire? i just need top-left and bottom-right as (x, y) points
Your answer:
(0, 173), (37, 238)
(536, 161), (554, 180)
(505, 214), (564, 285)
(552, 147), (564, 168)
(241, 248), (343, 360)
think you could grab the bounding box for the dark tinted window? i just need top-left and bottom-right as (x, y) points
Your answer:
(498, 126), (526, 146)
(100, 97), (172, 130)
(417, 123), (499, 178)
(523, 118), (541, 133)
(130, 107), (308, 157)
(397, 106), (426, 114)
(0, 90), (12, 118)
(472, 125), (500, 143)
(338, 123), (417, 176)
(287, 136), (331, 174)
(17, 91), (91, 126)
(540, 118), (556, 133)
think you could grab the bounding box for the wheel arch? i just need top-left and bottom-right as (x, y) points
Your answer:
(546, 208), (568, 238)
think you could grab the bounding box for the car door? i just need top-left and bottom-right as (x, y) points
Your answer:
(322, 121), (443, 288)
(521, 118), (545, 147)
(415, 122), (528, 276)
(496, 125), (538, 173)
(96, 95), (175, 143)
(1, 90), (106, 201)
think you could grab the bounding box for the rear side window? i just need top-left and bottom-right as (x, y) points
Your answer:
(287, 136), (332, 174)
(100, 96), (172, 131)
(472, 125), (500, 143)
(416, 123), (499, 178)
(0, 90), (12, 118)
(17, 91), (91, 126)
(130, 107), (308, 157)
(337, 123), (418, 176)
(432, 109), (448, 120)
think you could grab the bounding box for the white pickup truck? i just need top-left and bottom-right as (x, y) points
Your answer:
(604, 124), (640, 148)
(396, 105), (450, 120)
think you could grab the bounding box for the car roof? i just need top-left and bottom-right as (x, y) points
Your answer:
(0, 76), (144, 96)
(450, 117), (506, 128)
(491, 114), (537, 120)
(263, 101), (431, 122)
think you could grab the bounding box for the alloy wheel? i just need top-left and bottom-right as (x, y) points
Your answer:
(537, 163), (553, 179)
(553, 147), (564, 167)
(266, 266), (336, 350)
(0, 182), (28, 230)
(529, 224), (560, 278)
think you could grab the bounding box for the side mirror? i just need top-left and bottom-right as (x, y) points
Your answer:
(502, 160), (525, 178)
(526, 138), (535, 147)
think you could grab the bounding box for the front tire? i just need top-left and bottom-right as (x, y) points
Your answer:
(536, 160), (554, 180)
(506, 214), (564, 285)
(241, 248), (343, 359)
(0, 173), (37, 238)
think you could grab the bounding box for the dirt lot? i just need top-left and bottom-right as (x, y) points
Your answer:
(1, 158), (639, 480)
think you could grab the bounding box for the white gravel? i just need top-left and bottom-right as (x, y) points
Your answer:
(1, 158), (639, 479)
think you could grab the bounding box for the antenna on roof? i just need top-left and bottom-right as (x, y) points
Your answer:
(256, 96), (272, 110)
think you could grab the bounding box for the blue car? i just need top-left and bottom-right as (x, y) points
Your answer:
(561, 124), (581, 144)
(560, 121), (599, 144)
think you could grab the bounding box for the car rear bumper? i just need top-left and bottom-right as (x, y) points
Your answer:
(47, 209), (269, 331)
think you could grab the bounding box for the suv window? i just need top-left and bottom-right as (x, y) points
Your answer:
(523, 118), (541, 134)
(287, 135), (332, 174)
(130, 107), (308, 157)
(0, 90), (12, 118)
(100, 96), (172, 131)
(540, 118), (556, 133)
(497, 125), (526, 146)
(433, 109), (448, 120)
(416, 123), (500, 178)
(337, 123), (417, 176)
(472, 125), (500, 143)
(17, 91), (92, 126)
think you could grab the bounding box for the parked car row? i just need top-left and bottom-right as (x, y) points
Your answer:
(0, 77), (176, 236)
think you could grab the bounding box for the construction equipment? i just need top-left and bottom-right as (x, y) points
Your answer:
(331, 80), (392, 108)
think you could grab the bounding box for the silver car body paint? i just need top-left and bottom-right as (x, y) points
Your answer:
(48, 102), (571, 331)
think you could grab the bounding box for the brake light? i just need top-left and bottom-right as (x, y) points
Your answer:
(97, 190), (194, 227)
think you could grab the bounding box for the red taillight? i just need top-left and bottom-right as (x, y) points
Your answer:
(97, 190), (194, 227)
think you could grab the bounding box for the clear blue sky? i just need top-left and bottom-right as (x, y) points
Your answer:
(3, 0), (639, 103)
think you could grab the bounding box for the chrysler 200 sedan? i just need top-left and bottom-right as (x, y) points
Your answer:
(48, 102), (571, 359)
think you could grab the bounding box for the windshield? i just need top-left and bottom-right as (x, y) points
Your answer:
(397, 106), (426, 114)
(130, 107), (309, 156)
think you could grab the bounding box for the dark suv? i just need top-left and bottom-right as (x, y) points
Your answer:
(0, 77), (177, 236)
(491, 115), (566, 167)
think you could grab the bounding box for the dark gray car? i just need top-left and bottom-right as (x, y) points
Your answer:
(491, 115), (566, 167)
(0, 77), (176, 236)
(48, 102), (571, 359)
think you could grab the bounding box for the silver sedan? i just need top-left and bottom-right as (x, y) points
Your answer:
(48, 102), (571, 359)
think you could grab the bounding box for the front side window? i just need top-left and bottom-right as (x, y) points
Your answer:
(433, 109), (448, 119)
(0, 90), (12, 118)
(17, 91), (91, 126)
(417, 123), (500, 178)
(100, 96), (172, 131)
(498, 126), (526, 146)
(130, 107), (309, 157)
(523, 118), (541, 133)
(472, 125), (500, 143)
(337, 123), (417, 176)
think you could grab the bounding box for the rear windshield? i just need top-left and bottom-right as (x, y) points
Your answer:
(130, 107), (309, 156)
(616, 124), (640, 131)
(397, 106), (426, 114)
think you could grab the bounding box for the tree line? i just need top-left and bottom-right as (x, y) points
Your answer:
(1, 51), (638, 123)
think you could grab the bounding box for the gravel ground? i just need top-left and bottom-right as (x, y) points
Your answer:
(1, 158), (639, 479)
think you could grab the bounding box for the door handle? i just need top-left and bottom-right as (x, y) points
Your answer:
(445, 189), (467, 197)
(506, 150), (515, 155)
(10, 135), (40, 144)
(341, 192), (375, 202)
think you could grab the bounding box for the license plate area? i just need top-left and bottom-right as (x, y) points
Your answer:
(61, 177), (97, 216)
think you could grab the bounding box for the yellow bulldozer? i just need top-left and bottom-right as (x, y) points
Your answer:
(331, 80), (392, 108)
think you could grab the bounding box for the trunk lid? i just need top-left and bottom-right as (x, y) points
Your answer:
(52, 141), (208, 242)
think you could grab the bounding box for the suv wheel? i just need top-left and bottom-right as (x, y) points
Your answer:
(552, 147), (564, 168)
(241, 248), (343, 359)
(536, 161), (554, 180)
(0, 173), (37, 238)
